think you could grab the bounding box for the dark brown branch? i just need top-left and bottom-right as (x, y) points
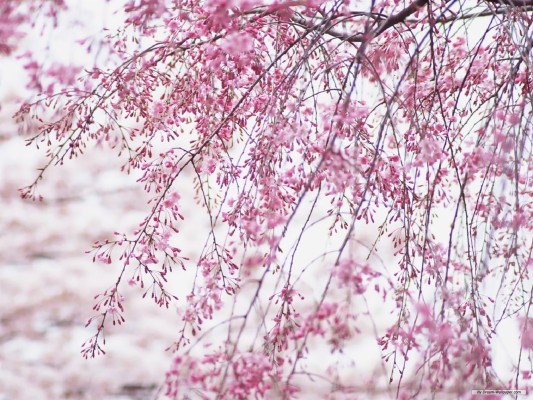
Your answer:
(293, 0), (533, 45)
(485, 0), (533, 6)
(354, 0), (429, 62)
(290, 0), (429, 44)
(410, 6), (533, 25)
(372, 0), (429, 38)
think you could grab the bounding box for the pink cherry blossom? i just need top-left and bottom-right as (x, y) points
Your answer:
(3, 0), (533, 398)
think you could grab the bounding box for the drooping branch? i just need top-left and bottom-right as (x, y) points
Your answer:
(11, 0), (533, 397)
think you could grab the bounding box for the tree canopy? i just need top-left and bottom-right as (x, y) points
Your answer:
(4, 0), (533, 398)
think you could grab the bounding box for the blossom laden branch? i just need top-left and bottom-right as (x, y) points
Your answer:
(12, 0), (533, 398)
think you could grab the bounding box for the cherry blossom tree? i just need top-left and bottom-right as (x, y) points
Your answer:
(6, 0), (533, 398)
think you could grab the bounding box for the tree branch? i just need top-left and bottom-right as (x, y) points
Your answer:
(485, 0), (533, 6)
(291, 0), (429, 44)
(372, 0), (429, 38)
